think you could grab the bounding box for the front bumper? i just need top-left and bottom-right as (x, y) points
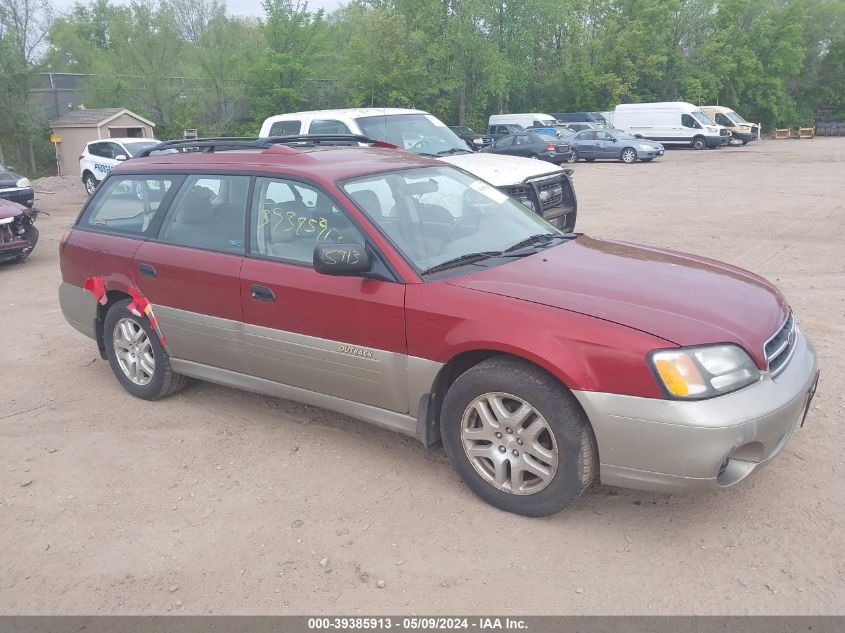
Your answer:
(733, 131), (756, 143)
(0, 187), (34, 207)
(573, 330), (818, 493)
(637, 148), (664, 159)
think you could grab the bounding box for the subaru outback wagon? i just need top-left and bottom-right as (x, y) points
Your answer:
(59, 136), (819, 516)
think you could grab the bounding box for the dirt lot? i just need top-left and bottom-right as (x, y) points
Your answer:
(1, 140), (843, 615)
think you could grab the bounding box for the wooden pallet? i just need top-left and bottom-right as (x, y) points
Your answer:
(774, 128), (791, 139)
(798, 127), (815, 139)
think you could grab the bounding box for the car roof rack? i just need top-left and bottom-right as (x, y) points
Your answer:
(137, 135), (398, 158)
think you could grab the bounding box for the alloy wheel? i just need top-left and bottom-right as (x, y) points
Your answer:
(112, 318), (155, 385)
(460, 392), (558, 495)
(622, 148), (637, 163)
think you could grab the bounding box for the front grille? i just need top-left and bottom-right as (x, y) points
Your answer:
(499, 173), (576, 230)
(765, 312), (796, 377)
(751, 126), (759, 136)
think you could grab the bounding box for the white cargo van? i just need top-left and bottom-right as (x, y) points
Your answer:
(613, 102), (728, 149)
(699, 106), (759, 144)
(488, 113), (559, 130)
(260, 108), (577, 231)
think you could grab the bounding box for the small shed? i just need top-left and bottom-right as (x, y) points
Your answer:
(51, 108), (155, 177)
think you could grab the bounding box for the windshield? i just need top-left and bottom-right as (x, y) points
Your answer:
(451, 126), (474, 135)
(342, 166), (561, 274)
(692, 111), (715, 126)
(539, 119), (557, 127)
(123, 141), (158, 157)
(356, 114), (470, 156)
(726, 110), (748, 124)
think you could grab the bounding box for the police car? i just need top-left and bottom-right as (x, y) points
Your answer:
(79, 138), (160, 195)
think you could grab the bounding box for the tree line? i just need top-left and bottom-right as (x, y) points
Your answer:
(1, 0), (844, 175)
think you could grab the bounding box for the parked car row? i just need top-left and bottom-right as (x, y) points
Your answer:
(477, 101), (758, 156)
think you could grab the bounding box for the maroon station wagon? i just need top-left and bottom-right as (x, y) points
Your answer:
(58, 136), (819, 516)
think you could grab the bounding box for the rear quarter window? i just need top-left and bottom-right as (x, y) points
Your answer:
(80, 175), (179, 236)
(268, 120), (302, 136)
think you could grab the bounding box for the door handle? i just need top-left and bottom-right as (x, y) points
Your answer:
(138, 263), (157, 278)
(250, 284), (276, 302)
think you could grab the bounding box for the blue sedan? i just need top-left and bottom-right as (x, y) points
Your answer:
(569, 129), (664, 163)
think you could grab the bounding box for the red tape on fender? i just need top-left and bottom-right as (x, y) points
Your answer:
(83, 276), (108, 305)
(127, 287), (169, 348)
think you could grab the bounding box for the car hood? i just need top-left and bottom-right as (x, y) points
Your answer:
(439, 153), (563, 186)
(0, 168), (22, 187)
(447, 235), (788, 367)
(0, 198), (26, 219)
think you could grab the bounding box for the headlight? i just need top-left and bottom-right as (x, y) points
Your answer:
(638, 144), (654, 150)
(650, 345), (760, 399)
(16, 177), (31, 188)
(473, 138), (483, 145)
(517, 197), (537, 213)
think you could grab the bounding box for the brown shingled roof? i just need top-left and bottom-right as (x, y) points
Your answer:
(52, 108), (155, 127)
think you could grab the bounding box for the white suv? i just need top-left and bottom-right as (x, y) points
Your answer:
(259, 109), (578, 232)
(79, 138), (160, 195)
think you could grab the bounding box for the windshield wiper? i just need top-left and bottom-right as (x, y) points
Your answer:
(421, 251), (501, 275)
(436, 148), (472, 156)
(502, 233), (569, 254)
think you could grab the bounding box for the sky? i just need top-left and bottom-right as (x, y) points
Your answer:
(50, 0), (345, 19)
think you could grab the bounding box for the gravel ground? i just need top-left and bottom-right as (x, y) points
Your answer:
(1, 139), (843, 615)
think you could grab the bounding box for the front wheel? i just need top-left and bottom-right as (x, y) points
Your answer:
(621, 147), (638, 163)
(103, 299), (187, 400)
(692, 136), (707, 150)
(14, 225), (38, 262)
(440, 356), (596, 517)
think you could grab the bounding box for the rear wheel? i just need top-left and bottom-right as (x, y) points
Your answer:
(569, 149), (579, 163)
(692, 136), (706, 150)
(103, 299), (187, 400)
(621, 147), (638, 163)
(83, 172), (98, 196)
(440, 355), (596, 517)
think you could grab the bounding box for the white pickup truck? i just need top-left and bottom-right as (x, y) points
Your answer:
(259, 108), (577, 232)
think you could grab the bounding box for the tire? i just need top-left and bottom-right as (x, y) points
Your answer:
(440, 355), (596, 517)
(83, 172), (98, 196)
(569, 149), (578, 163)
(13, 225), (38, 262)
(103, 298), (187, 400)
(621, 147), (637, 163)
(692, 136), (706, 150)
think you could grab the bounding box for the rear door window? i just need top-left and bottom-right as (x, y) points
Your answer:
(81, 175), (179, 235)
(268, 120), (302, 136)
(157, 174), (250, 254)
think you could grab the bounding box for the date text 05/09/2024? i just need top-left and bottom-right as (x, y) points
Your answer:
(307, 617), (528, 630)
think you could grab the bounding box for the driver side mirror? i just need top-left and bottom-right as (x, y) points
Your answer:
(115, 154), (127, 161)
(313, 243), (372, 276)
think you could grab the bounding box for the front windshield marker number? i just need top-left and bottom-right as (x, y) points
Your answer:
(469, 180), (509, 204)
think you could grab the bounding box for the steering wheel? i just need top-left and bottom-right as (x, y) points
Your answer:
(411, 139), (434, 151)
(443, 210), (479, 244)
